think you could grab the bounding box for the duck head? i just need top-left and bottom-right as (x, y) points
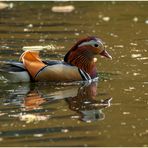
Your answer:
(64, 36), (112, 78)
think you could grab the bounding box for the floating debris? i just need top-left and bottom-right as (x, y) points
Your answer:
(39, 39), (45, 43)
(124, 86), (135, 92)
(121, 122), (126, 126)
(22, 45), (56, 51)
(23, 28), (29, 32)
(139, 130), (148, 137)
(110, 33), (118, 38)
(27, 24), (33, 28)
(19, 114), (50, 123)
(133, 72), (140, 76)
(131, 125), (136, 129)
(102, 16), (110, 22)
(0, 2), (13, 10)
(71, 115), (79, 119)
(75, 32), (80, 36)
(129, 86), (135, 90)
(9, 3), (13, 9)
(0, 138), (3, 142)
(14, 133), (19, 137)
(114, 45), (124, 48)
(137, 57), (148, 60)
(33, 134), (43, 137)
(131, 54), (142, 58)
(0, 112), (7, 116)
(133, 17), (138, 22)
(61, 129), (69, 133)
(123, 112), (130, 115)
(98, 14), (103, 19)
(145, 20), (148, 24)
(0, 2), (8, 9)
(130, 42), (138, 46)
(51, 5), (75, 13)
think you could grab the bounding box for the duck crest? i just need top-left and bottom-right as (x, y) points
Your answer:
(64, 37), (97, 78)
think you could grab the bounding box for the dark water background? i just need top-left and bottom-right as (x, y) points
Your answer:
(0, 1), (148, 147)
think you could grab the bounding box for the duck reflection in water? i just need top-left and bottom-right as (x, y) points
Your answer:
(3, 81), (112, 122)
(65, 82), (112, 122)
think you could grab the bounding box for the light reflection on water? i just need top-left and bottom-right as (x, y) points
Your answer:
(0, 1), (148, 147)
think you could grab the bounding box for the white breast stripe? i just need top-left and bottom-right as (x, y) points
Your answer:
(79, 69), (91, 81)
(78, 39), (104, 52)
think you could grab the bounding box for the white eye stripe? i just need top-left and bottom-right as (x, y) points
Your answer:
(78, 40), (104, 48)
(78, 40), (97, 47)
(97, 39), (104, 47)
(96, 39), (105, 53)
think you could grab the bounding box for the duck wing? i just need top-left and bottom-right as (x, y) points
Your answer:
(0, 61), (31, 82)
(42, 60), (64, 66)
(0, 61), (26, 72)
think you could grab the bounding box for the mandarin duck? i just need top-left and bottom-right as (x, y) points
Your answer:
(0, 36), (112, 82)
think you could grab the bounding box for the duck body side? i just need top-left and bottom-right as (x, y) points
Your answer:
(0, 60), (90, 82)
(34, 63), (84, 82)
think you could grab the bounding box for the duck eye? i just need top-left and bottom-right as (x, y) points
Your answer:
(94, 44), (98, 47)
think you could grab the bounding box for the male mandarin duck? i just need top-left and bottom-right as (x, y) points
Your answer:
(0, 36), (112, 82)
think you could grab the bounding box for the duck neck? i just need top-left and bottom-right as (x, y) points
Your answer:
(65, 49), (97, 78)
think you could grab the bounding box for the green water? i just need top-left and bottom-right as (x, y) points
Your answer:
(0, 1), (148, 147)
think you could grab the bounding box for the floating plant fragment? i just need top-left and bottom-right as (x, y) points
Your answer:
(51, 5), (75, 13)
(22, 45), (56, 51)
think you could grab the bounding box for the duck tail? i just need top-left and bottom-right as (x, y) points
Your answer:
(19, 50), (46, 78)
